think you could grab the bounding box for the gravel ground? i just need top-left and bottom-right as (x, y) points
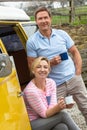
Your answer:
(66, 103), (87, 130)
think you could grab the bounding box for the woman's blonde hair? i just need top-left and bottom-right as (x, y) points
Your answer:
(30, 56), (50, 76)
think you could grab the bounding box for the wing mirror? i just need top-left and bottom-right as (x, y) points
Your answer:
(0, 53), (12, 77)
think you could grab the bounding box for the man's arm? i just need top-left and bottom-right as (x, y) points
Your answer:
(69, 45), (82, 75)
(27, 55), (61, 70)
(27, 56), (36, 69)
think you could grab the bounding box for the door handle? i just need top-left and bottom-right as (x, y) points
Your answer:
(17, 92), (24, 97)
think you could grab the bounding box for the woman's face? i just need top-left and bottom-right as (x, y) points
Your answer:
(33, 60), (49, 79)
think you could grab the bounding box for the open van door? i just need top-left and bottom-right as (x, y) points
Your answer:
(0, 6), (37, 130)
(0, 39), (32, 130)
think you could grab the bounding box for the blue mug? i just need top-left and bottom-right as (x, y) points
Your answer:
(60, 52), (68, 60)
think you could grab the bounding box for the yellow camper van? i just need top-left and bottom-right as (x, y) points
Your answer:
(0, 6), (37, 130)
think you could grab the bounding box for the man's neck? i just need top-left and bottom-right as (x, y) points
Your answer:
(40, 29), (52, 38)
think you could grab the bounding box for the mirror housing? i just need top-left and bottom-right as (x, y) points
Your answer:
(0, 53), (12, 77)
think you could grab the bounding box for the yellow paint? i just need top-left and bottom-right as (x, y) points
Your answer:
(0, 39), (8, 54)
(0, 67), (32, 130)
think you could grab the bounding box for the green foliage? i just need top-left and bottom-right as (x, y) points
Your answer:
(30, 15), (87, 26)
(52, 15), (69, 25)
(30, 5), (87, 26)
(30, 16), (35, 21)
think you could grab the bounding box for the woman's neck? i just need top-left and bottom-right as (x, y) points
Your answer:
(33, 78), (46, 91)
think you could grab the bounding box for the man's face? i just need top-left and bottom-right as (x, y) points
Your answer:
(36, 11), (51, 31)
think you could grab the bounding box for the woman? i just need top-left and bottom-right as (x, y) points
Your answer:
(23, 57), (80, 130)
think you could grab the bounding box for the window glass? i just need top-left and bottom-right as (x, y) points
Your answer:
(22, 23), (38, 37)
(1, 33), (24, 52)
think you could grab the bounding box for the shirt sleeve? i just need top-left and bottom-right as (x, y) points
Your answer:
(24, 87), (48, 118)
(26, 37), (37, 57)
(58, 29), (74, 49)
(48, 79), (57, 108)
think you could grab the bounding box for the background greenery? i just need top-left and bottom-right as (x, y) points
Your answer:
(30, 5), (87, 26)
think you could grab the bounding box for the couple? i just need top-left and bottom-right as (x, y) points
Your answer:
(24, 6), (87, 130)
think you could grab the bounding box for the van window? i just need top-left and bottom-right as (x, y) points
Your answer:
(0, 26), (24, 51)
(0, 25), (30, 87)
(22, 23), (38, 37)
(1, 34), (24, 51)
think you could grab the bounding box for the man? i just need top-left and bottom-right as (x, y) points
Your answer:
(26, 6), (87, 124)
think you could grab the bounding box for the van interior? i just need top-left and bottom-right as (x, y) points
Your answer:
(0, 25), (32, 90)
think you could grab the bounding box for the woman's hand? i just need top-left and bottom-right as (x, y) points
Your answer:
(57, 97), (66, 111)
(66, 103), (75, 109)
(46, 97), (66, 117)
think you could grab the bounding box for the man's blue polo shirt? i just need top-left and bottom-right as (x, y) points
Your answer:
(26, 29), (75, 86)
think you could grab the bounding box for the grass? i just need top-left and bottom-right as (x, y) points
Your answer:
(30, 15), (87, 26)
(30, 16), (35, 21)
(30, 5), (87, 26)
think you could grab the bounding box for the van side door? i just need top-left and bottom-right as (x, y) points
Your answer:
(0, 39), (32, 130)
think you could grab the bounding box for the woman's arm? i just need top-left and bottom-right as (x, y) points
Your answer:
(25, 88), (66, 118)
(46, 97), (66, 117)
(27, 56), (36, 69)
(26, 91), (48, 118)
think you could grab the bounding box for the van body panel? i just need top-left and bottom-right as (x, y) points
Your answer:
(0, 6), (37, 130)
(0, 69), (32, 130)
(0, 39), (32, 130)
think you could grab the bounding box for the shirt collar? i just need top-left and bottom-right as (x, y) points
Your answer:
(37, 29), (56, 39)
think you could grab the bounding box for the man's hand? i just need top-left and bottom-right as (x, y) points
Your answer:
(50, 56), (61, 66)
